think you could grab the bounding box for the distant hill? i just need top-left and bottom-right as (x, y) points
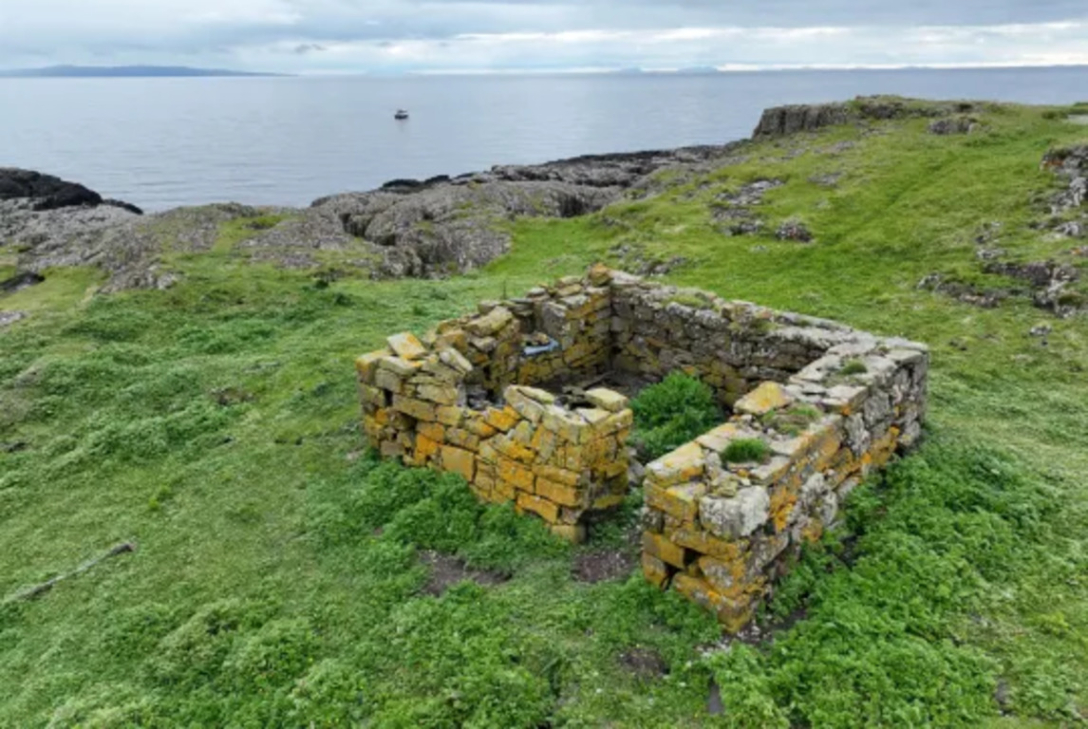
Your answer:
(0, 65), (286, 78)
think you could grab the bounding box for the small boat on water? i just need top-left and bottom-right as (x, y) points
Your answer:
(394, 109), (409, 120)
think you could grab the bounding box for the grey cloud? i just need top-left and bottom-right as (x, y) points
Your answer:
(1, 0), (1086, 70)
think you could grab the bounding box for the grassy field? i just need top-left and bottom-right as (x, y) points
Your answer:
(1, 101), (1087, 727)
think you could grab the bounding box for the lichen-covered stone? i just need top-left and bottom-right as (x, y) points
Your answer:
(699, 488), (771, 540)
(734, 381), (791, 416)
(585, 388), (629, 413)
(387, 332), (428, 361)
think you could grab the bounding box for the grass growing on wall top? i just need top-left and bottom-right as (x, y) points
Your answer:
(1, 100), (1087, 726)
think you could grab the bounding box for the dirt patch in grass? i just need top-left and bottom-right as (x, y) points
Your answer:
(418, 551), (511, 596)
(619, 647), (669, 679)
(572, 547), (639, 584)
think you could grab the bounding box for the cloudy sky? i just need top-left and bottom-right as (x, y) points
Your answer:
(2, 0), (1088, 74)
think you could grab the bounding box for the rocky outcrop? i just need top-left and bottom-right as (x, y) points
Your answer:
(752, 96), (981, 138)
(0, 168), (142, 213)
(929, 116), (979, 135)
(752, 104), (853, 138)
(307, 144), (747, 278)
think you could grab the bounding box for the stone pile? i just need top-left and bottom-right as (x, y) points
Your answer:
(356, 265), (929, 630)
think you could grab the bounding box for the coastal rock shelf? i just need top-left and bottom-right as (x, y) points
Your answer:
(355, 266), (929, 630)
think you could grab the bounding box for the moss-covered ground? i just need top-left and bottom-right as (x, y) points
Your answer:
(1, 101), (1087, 727)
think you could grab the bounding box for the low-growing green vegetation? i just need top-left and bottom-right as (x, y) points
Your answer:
(2, 100), (1087, 726)
(722, 438), (772, 464)
(840, 359), (868, 376)
(630, 372), (722, 460)
(761, 404), (822, 436)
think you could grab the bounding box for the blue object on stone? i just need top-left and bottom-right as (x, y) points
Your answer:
(523, 338), (560, 357)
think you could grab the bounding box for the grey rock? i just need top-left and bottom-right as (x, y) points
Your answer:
(929, 117), (979, 135)
(0, 310), (28, 327)
(698, 487), (770, 540)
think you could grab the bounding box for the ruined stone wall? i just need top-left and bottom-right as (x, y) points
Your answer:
(356, 272), (629, 542)
(640, 332), (928, 631)
(355, 266), (929, 630)
(611, 278), (842, 405)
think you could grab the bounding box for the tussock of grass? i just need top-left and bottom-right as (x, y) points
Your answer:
(723, 438), (771, 464)
(630, 373), (721, 461)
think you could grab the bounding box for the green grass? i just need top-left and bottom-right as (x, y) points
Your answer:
(841, 359), (868, 376)
(630, 372), (722, 461)
(722, 438), (771, 465)
(1, 100), (1087, 726)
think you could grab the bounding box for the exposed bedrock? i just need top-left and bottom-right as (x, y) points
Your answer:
(752, 96), (981, 138)
(0, 168), (142, 214)
(311, 144), (746, 278)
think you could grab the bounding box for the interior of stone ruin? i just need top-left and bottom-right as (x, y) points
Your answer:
(356, 264), (929, 631)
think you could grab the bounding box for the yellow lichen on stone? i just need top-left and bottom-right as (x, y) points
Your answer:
(355, 349), (390, 380)
(645, 481), (706, 523)
(485, 406), (521, 433)
(734, 381), (791, 416)
(646, 442), (705, 487)
(641, 553), (670, 587)
(386, 332), (428, 361)
(441, 446), (476, 482)
(498, 458), (535, 492)
(517, 493), (560, 523)
(585, 388), (629, 413)
(643, 532), (689, 569)
(536, 478), (584, 507)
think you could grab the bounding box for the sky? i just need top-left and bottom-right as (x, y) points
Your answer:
(2, 0), (1088, 74)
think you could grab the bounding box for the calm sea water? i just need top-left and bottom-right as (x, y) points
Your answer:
(1, 66), (1086, 211)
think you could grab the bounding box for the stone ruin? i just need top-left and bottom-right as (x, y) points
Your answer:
(355, 266), (929, 630)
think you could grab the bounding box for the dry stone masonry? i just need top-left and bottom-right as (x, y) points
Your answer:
(355, 266), (929, 630)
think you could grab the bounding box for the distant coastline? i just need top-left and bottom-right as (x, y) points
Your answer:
(0, 65), (287, 78)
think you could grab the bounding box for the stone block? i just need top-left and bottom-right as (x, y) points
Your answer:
(645, 482), (706, 523)
(442, 446), (476, 482)
(533, 464), (582, 487)
(646, 442), (705, 487)
(499, 458), (536, 492)
(734, 381), (792, 416)
(698, 555), (748, 596)
(505, 388), (548, 423)
(585, 388), (629, 413)
(542, 407), (589, 445)
(536, 478), (585, 507)
(446, 428), (480, 452)
(699, 488), (771, 540)
(355, 349), (390, 381)
(642, 554), (671, 587)
(418, 421), (445, 443)
(374, 369), (406, 394)
(642, 531), (691, 569)
(392, 395), (437, 422)
(530, 427), (559, 461)
(379, 355), (422, 378)
(494, 437), (535, 465)
(550, 523), (587, 543)
(466, 306), (514, 337)
(485, 406), (521, 433)
(436, 406), (464, 428)
(517, 493), (560, 523)
(416, 384), (460, 406)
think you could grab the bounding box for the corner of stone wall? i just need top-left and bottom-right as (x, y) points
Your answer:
(640, 329), (929, 632)
(355, 264), (633, 542)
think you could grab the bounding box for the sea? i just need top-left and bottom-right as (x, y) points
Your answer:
(1, 66), (1086, 212)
